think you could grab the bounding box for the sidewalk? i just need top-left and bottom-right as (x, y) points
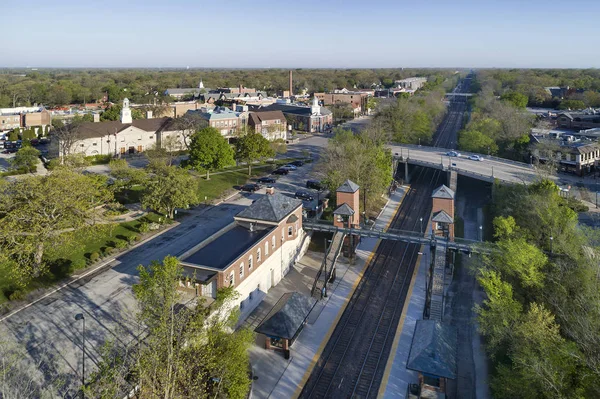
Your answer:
(247, 186), (407, 399)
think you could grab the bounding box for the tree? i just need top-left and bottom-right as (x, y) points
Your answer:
(458, 129), (498, 154)
(8, 129), (19, 141)
(558, 99), (585, 110)
(234, 132), (274, 175)
(0, 169), (112, 284)
(188, 127), (235, 179)
(103, 256), (255, 399)
(141, 165), (198, 218)
(51, 122), (82, 163)
(500, 91), (528, 108)
(172, 113), (208, 149)
(11, 146), (40, 173)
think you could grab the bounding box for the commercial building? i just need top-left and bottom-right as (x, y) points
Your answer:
(395, 77), (428, 90)
(0, 106), (51, 132)
(556, 111), (600, 131)
(313, 92), (369, 116)
(253, 97), (332, 133)
(178, 192), (310, 321)
(531, 132), (600, 175)
(49, 98), (185, 158)
(248, 110), (287, 140)
(186, 105), (249, 140)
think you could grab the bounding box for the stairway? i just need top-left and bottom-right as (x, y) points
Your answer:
(311, 231), (346, 299)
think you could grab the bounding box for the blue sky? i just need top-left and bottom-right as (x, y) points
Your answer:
(2, 0), (599, 68)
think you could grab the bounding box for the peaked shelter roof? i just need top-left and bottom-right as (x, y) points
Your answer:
(235, 193), (302, 223)
(407, 320), (457, 380)
(337, 179), (359, 193)
(432, 210), (454, 224)
(431, 184), (455, 200)
(333, 203), (355, 217)
(255, 292), (316, 340)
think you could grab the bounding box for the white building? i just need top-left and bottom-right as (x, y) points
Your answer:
(50, 98), (186, 158)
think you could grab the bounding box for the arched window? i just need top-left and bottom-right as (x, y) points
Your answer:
(239, 262), (244, 278)
(265, 242), (269, 256)
(272, 236), (276, 249)
(248, 255), (253, 270)
(257, 248), (262, 263)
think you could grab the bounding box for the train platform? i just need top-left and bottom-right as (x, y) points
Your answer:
(379, 228), (430, 398)
(246, 186), (408, 399)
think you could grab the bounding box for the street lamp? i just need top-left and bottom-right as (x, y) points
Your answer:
(74, 313), (86, 389)
(550, 236), (553, 253)
(419, 217), (423, 234)
(479, 225), (483, 241)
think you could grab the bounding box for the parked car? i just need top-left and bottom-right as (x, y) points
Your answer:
(306, 180), (323, 190)
(30, 139), (40, 146)
(290, 160), (304, 167)
(272, 168), (289, 175)
(257, 176), (276, 184)
(240, 183), (261, 192)
(446, 151), (461, 157)
(282, 164), (297, 171)
(295, 190), (314, 201)
(468, 155), (483, 161)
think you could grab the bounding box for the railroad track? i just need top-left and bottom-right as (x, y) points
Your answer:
(299, 80), (470, 399)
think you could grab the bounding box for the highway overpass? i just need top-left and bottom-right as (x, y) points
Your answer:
(388, 144), (576, 185)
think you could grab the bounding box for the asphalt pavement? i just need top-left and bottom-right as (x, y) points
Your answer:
(0, 134), (328, 396)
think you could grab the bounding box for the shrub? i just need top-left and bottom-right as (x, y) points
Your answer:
(89, 252), (100, 262)
(128, 235), (138, 243)
(9, 290), (25, 301)
(72, 259), (86, 270)
(85, 154), (112, 165)
(115, 240), (128, 249)
(138, 222), (149, 233)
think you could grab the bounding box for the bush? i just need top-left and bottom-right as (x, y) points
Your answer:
(71, 259), (87, 270)
(85, 154), (112, 165)
(128, 235), (138, 243)
(89, 252), (100, 262)
(115, 240), (128, 249)
(9, 129), (19, 141)
(9, 290), (25, 301)
(138, 222), (149, 233)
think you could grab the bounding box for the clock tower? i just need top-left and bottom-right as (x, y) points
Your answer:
(120, 98), (132, 123)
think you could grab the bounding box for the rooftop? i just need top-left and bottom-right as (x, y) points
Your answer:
(255, 292), (316, 340)
(65, 118), (174, 140)
(432, 185), (455, 200)
(236, 193), (302, 223)
(337, 179), (360, 193)
(406, 320), (457, 380)
(432, 210), (454, 224)
(181, 225), (272, 270)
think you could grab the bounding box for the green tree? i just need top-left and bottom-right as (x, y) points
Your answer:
(141, 165), (198, 218)
(500, 91), (529, 108)
(8, 129), (19, 141)
(188, 127), (235, 179)
(234, 132), (274, 175)
(11, 146), (40, 173)
(489, 237), (547, 290)
(0, 169), (113, 284)
(458, 129), (498, 154)
(558, 99), (586, 110)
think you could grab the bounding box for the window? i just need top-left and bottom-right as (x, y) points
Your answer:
(80, 144), (85, 147)
(248, 256), (253, 270)
(92, 142), (97, 146)
(149, 135), (154, 139)
(228, 271), (234, 286)
(265, 242), (269, 256)
(288, 226), (293, 237)
(239, 263), (244, 278)
(272, 236), (276, 249)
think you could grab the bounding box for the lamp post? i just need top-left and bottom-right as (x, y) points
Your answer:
(479, 225), (483, 242)
(74, 313), (85, 390)
(550, 236), (553, 253)
(419, 217), (423, 235)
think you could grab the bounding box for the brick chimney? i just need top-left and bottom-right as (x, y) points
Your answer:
(289, 70), (293, 96)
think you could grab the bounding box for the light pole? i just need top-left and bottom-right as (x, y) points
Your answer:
(479, 225), (483, 242)
(550, 236), (553, 253)
(419, 217), (423, 235)
(75, 313), (86, 390)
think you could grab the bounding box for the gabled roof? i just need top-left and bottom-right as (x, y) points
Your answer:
(432, 210), (454, 224)
(432, 184), (455, 200)
(558, 112), (573, 120)
(407, 320), (457, 380)
(337, 179), (359, 193)
(248, 110), (286, 126)
(333, 203), (355, 217)
(70, 118), (174, 140)
(255, 292), (316, 339)
(235, 193), (302, 223)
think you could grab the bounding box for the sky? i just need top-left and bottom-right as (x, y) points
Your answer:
(2, 0), (599, 68)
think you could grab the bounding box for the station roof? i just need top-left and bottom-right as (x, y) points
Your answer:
(333, 203), (355, 216)
(181, 225), (272, 270)
(432, 185), (455, 200)
(236, 193), (302, 223)
(407, 320), (457, 380)
(432, 210), (454, 224)
(337, 179), (359, 193)
(255, 292), (316, 340)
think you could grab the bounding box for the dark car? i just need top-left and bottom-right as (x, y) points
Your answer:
(257, 176), (276, 184)
(295, 190), (314, 201)
(290, 160), (304, 167)
(30, 139), (40, 146)
(306, 180), (323, 190)
(240, 183), (261, 192)
(272, 168), (289, 175)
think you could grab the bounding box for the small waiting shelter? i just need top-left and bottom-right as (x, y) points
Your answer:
(255, 292), (316, 359)
(406, 320), (457, 399)
(431, 185), (455, 240)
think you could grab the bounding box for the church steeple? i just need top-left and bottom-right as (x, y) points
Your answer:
(199, 80), (204, 89)
(311, 96), (321, 115)
(120, 98), (132, 124)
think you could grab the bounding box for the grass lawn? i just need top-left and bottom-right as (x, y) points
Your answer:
(0, 212), (169, 306)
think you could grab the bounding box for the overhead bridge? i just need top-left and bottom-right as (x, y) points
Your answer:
(303, 221), (489, 254)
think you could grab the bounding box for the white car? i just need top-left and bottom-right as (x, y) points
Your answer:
(446, 151), (461, 157)
(468, 155), (483, 161)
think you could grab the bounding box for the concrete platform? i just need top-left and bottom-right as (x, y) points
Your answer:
(246, 186), (407, 399)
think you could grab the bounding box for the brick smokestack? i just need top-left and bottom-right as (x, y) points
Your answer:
(289, 70), (293, 96)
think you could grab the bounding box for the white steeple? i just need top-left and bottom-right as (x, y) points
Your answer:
(199, 80), (204, 89)
(311, 96), (321, 115)
(120, 98), (132, 124)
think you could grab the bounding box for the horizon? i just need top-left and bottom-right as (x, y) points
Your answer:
(2, 0), (599, 69)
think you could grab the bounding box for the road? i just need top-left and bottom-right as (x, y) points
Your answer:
(0, 135), (328, 396)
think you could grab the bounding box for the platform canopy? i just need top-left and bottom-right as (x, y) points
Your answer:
(255, 292), (316, 340)
(431, 184), (455, 200)
(407, 320), (457, 380)
(333, 203), (355, 217)
(432, 210), (454, 224)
